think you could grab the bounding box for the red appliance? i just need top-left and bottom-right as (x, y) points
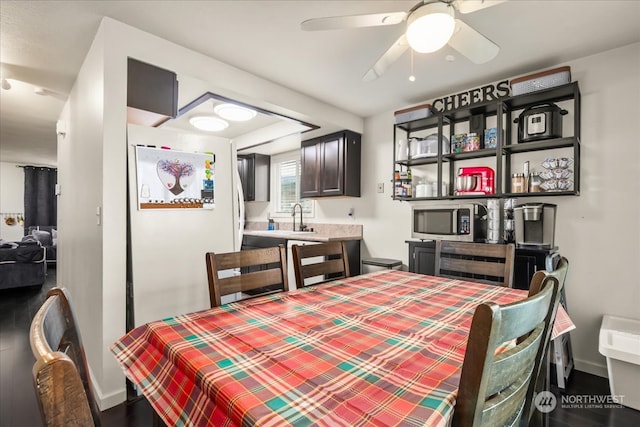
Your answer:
(455, 166), (495, 195)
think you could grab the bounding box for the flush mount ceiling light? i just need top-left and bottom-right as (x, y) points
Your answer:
(406, 2), (456, 53)
(189, 115), (229, 132)
(1, 78), (11, 90)
(214, 103), (257, 122)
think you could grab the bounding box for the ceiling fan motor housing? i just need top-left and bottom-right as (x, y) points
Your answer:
(406, 2), (456, 53)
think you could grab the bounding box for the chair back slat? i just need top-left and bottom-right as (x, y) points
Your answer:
(435, 241), (515, 287)
(482, 374), (529, 426)
(205, 245), (289, 307)
(486, 324), (545, 397)
(439, 258), (513, 281)
(453, 276), (559, 427)
(295, 242), (344, 258)
(214, 249), (285, 270)
(299, 259), (348, 280)
(497, 289), (555, 341)
(30, 288), (101, 427)
(217, 268), (287, 295)
(291, 241), (350, 288)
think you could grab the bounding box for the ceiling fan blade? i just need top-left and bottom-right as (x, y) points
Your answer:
(301, 12), (407, 31)
(447, 19), (499, 64)
(454, 0), (507, 14)
(362, 34), (409, 82)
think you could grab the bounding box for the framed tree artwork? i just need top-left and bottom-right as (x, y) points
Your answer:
(134, 146), (215, 210)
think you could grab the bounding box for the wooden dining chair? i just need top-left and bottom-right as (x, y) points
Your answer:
(205, 245), (289, 307)
(30, 287), (102, 427)
(435, 241), (515, 287)
(452, 275), (559, 427)
(291, 241), (350, 288)
(522, 257), (567, 427)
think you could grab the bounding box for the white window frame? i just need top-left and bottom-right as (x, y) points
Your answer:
(270, 150), (314, 218)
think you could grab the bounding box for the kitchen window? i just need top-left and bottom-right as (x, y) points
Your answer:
(271, 151), (313, 217)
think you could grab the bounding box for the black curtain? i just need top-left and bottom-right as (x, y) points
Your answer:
(23, 166), (57, 230)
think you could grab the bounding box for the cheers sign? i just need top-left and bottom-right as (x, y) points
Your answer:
(431, 80), (510, 113)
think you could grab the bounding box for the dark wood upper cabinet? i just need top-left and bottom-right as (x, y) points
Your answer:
(237, 153), (270, 202)
(300, 130), (361, 198)
(127, 58), (178, 127)
(300, 142), (322, 197)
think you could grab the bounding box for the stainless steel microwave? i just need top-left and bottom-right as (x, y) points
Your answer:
(411, 203), (487, 242)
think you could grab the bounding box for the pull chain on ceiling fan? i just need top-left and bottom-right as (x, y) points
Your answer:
(301, 0), (505, 82)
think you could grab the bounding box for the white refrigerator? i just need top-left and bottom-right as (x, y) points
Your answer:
(127, 124), (242, 327)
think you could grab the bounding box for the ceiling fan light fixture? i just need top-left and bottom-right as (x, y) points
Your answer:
(214, 103), (257, 122)
(189, 115), (229, 132)
(406, 2), (455, 53)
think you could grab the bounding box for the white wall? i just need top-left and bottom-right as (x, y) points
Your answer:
(56, 22), (113, 405)
(555, 43), (640, 376)
(59, 17), (364, 409)
(127, 125), (237, 326)
(0, 162), (26, 241)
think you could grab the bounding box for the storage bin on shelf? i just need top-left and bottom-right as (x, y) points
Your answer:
(394, 103), (432, 124)
(598, 315), (640, 410)
(510, 66), (571, 95)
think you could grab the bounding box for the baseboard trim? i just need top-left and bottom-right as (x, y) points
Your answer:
(574, 358), (608, 378)
(88, 365), (127, 410)
(94, 382), (127, 411)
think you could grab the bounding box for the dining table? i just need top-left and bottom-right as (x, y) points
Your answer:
(111, 270), (574, 427)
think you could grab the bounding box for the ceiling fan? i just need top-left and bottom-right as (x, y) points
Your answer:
(301, 0), (506, 82)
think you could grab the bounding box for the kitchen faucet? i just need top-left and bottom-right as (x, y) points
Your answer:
(292, 203), (306, 232)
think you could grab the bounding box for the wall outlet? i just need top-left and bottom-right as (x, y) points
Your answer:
(377, 182), (384, 193)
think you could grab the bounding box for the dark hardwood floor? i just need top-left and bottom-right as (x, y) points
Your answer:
(2, 268), (639, 426)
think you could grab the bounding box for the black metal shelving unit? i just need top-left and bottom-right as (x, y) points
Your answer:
(392, 82), (581, 201)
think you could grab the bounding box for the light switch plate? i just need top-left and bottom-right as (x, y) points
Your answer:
(377, 183), (384, 193)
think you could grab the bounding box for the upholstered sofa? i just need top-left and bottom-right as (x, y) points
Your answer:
(0, 239), (46, 289)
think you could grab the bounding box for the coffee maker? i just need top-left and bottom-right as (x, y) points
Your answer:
(455, 166), (495, 195)
(514, 203), (557, 249)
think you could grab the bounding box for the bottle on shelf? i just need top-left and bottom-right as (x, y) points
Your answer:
(512, 173), (526, 193)
(529, 173), (542, 192)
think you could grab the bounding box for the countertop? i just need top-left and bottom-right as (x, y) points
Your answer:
(243, 222), (362, 242)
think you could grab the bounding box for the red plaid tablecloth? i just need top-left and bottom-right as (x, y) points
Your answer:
(111, 270), (574, 427)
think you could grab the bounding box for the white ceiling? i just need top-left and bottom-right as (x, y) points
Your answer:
(1, 0), (639, 165)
